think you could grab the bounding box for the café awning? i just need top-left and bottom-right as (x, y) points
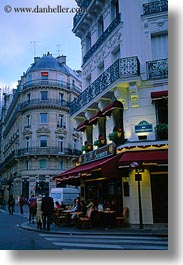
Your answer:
(55, 154), (122, 182)
(151, 90), (168, 100)
(102, 100), (123, 115)
(118, 150), (168, 167)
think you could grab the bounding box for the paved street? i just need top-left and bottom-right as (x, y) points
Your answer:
(0, 206), (168, 250)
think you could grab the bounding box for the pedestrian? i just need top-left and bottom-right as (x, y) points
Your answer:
(7, 195), (15, 215)
(28, 194), (37, 223)
(18, 195), (24, 214)
(36, 194), (43, 230)
(41, 192), (54, 231)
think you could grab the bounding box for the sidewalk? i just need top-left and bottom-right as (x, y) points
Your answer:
(1, 204), (168, 237)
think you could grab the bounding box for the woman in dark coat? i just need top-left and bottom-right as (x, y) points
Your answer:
(41, 192), (54, 231)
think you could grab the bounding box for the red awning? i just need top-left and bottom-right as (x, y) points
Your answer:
(88, 111), (105, 125)
(102, 100), (123, 115)
(151, 90), (168, 100)
(77, 120), (90, 131)
(118, 150), (168, 167)
(55, 154), (122, 182)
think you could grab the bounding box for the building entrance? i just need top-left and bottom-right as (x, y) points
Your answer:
(150, 173), (168, 223)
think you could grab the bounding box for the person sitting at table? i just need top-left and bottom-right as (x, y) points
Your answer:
(70, 198), (81, 222)
(55, 201), (61, 209)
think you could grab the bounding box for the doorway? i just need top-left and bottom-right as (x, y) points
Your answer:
(150, 173), (168, 223)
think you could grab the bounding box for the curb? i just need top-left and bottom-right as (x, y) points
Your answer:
(20, 222), (168, 237)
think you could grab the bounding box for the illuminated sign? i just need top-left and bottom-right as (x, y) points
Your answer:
(78, 143), (116, 165)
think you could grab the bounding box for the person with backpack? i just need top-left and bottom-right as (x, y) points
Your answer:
(28, 194), (37, 223)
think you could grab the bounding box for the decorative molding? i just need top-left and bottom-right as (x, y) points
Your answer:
(36, 126), (51, 134)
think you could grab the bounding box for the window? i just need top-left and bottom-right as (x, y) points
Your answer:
(25, 114), (31, 128)
(25, 160), (29, 170)
(59, 93), (64, 103)
(41, 72), (48, 79)
(40, 113), (48, 124)
(151, 33), (168, 60)
(98, 16), (104, 37)
(60, 160), (64, 170)
(58, 137), (64, 153)
(111, 0), (119, 20)
(26, 137), (30, 150)
(41, 91), (48, 100)
(27, 93), (31, 102)
(40, 135), (47, 147)
(40, 160), (47, 169)
(57, 114), (65, 128)
(86, 32), (91, 52)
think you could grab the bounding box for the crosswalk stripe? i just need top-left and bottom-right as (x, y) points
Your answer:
(39, 233), (168, 250)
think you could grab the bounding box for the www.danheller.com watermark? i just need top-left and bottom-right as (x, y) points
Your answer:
(4, 5), (88, 14)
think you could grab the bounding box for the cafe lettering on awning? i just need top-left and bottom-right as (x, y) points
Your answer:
(78, 143), (116, 165)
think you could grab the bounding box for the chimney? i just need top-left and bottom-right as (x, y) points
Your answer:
(57, 55), (66, 64)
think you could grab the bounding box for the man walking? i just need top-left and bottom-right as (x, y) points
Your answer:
(41, 192), (54, 231)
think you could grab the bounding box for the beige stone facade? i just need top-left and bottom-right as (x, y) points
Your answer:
(0, 53), (82, 203)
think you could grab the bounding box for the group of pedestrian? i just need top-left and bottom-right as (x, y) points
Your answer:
(7, 192), (54, 231)
(27, 192), (54, 231)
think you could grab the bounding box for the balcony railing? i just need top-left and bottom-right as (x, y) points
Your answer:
(71, 56), (140, 116)
(73, 0), (91, 29)
(0, 148), (82, 169)
(23, 79), (82, 94)
(19, 98), (70, 110)
(147, 58), (168, 79)
(83, 13), (121, 65)
(17, 147), (82, 157)
(143, 0), (168, 15)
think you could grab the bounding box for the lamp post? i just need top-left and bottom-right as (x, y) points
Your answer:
(130, 162), (143, 229)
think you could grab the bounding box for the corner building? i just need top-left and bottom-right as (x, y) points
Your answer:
(56, 0), (168, 227)
(0, 53), (82, 203)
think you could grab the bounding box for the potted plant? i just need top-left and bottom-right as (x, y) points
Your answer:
(117, 128), (123, 138)
(156, 123), (168, 140)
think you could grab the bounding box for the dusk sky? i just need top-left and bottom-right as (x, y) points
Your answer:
(0, 0), (81, 90)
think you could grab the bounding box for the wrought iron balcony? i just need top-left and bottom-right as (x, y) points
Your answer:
(143, 0), (168, 15)
(147, 58), (168, 79)
(71, 56), (140, 116)
(73, 0), (91, 29)
(17, 147), (82, 157)
(0, 148), (82, 169)
(83, 13), (121, 65)
(23, 79), (82, 94)
(19, 98), (70, 110)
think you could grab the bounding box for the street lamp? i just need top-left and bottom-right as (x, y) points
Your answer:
(130, 161), (143, 229)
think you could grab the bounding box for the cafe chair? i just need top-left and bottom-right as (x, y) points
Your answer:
(115, 207), (129, 227)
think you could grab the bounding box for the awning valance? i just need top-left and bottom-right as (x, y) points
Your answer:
(102, 100), (123, 115)
(118, 150), (168, 167)
(151, 90), (168, 100)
